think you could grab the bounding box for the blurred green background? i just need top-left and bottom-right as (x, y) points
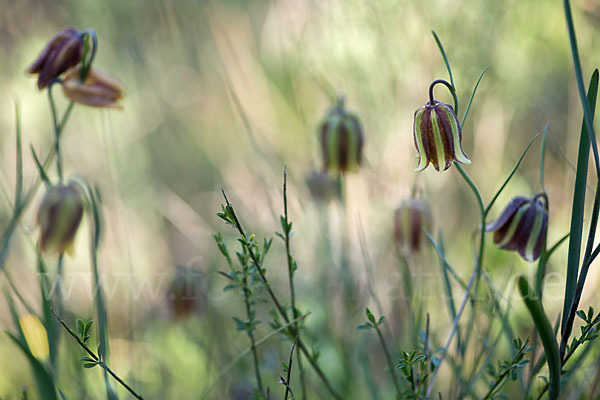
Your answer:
(1, 0), (600, 398)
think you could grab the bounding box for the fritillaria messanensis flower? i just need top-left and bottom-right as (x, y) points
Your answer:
(319, 97), (364, 174)
(62, 65), (125, 110)
(413, 79), (471, 171)
(36, 181), (86, 255)
(27, 27), (84, 89)
(394, 198), (433, 254)
(485, 194), (548, 262)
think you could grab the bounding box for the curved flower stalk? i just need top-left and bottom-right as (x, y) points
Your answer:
(414, 79), (471, 171)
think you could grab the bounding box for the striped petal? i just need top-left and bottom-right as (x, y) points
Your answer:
(413, 100), (470, 172)
(485, 196), (531, 232)
(486, 195), (549, 262)
(319, 101), (364, 174)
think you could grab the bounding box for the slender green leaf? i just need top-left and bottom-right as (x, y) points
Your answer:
(431, 31), (455, 88)
(539, 123), (550, 192)
(37, 255), (58, 368)
(536, 232), (569, 299)
(30, 146), (51, 187)
(14, 101), (23, 206)
(460, 65), (490, 128)
(485, 134), (539, 216)
(562, 70), (598, 334)
(6, 333), (58, 400)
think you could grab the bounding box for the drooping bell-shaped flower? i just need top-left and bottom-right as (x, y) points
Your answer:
(62, 66), (125, 109)
(413, 80), (471, 172)
(27, 27), (84, 89)
(394, 198), (433, 254)
(319, 97), (364, 174)
(37, 181), (86, 255)
(485, 194), (548, 262)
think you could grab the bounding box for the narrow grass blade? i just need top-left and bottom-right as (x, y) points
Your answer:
(31, 145), (51, 187)
(14, 101), (23, 206)
(431, 30), (455, 89)
(460, 65), (490, 128)
(425, 230), (466, 289)
(485, 134), (539, 216)
(539, 123), (550, 192)
(37, 254), (59, 368)
(564, 1), (600, 174)
(84, 183), (114, 399)
(536, 233), (569, 299)
(6, 333), (57, 400)
(5, 291), (57, 400)
(517, 276), (560, 400)
(437, 233), (458, 322)
(562, 70), (598, 335)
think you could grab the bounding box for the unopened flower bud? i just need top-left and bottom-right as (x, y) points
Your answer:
(166, 268), (205, 320)
(62, 66), (125, 109)
(36, 181), (85, 255)
(27, 27), (83, 89)
(394, 198), (432, 254)
(413, 80), (471, 172)
(319, 97), (364, 174)
(485, 194), (548, 262)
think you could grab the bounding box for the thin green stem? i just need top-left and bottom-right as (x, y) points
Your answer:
(281, 167), (306, 400)
(242, 271), (264, 397)
(0, 102), (74, 276)
(221, 191), (343, 400)
(284, 338), (297, 400)
(426, 163), (485, 397)
(50, 308), (144, 400)
(374, 324), (402, 397)
(47, 80), (63, 183)
(428, 79), (458, 114)
(78, 30), (98, 82)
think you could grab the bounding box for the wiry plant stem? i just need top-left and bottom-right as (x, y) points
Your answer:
(222, 190), (343, 400)
(282, 167), (306, 400)
(373, 322), (402, 397)
(51, 308), (144, 400)
(242, 271), (264, 397)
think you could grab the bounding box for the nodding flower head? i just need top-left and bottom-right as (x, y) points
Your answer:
(394, 198), (432, 254)
(27, 27), (84, 89)
(36, 181), (86, 255)
(413, 80), (471, 172)
(319, 97), (364, 175)
(62, 66), (125, 110)
(485, 194), (548, 262)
